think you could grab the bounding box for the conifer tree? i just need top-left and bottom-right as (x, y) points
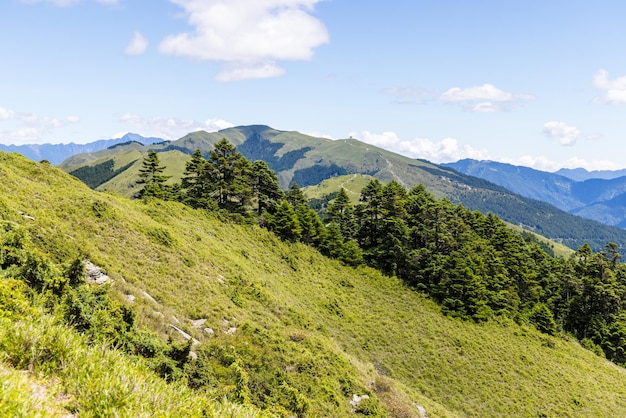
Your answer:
(327, 188), (357, 240)
(181, 149), (215, 209)
(206, 138), (253, 210)
(267, 200), (302, 242)
(135, 150), (171, 199)
(286, 182), (307, 208)
(251, 160), (284, 214)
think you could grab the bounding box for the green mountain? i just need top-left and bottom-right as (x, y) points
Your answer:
(6, 152), (626, 416)
(59, 125), (626, 252)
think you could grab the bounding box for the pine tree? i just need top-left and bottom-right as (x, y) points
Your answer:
(286, 182), (307, 208)
(181, 149), (215, 209)
(267, 200), (302, 242)
(206, 138), (253, 210)
(251, 160), (284, 214)
(327, 188), (357, 240)
(135, 150), (171, 199)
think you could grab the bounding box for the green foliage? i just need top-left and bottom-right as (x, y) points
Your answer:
(266, 200), (302, 242)
(134, 150), (172, 199)
(70, 159), (136, 189)
(8, 151), (626, 417)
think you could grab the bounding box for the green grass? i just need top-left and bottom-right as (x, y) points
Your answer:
(3, 152), (626, 417)
(61, 149), (190, 197)
(303, 174), (375, 204)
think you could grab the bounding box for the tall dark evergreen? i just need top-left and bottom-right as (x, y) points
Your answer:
(135, 150), (171, 199)
(327, 188), (357, 240)
(267, 200), (302, 242)
(286, 182), (307, 209)
(251, 160), (284, 215)
(206, 138), (253, 210)
(181, 149), (215, 209)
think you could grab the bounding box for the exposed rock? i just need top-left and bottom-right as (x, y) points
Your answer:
(189, 351), (198, 361)
(191, 318), (207, 328)
(416, 404), (429, 418)
(169, 324), (200, 346)
(141, 290), (157, 303)
(225, 327), (237, 335)
(350, 394), (370, 410)
(18, 211), (35, 221)
(84, 260), (110, 284)
(203, 328), (215, 337)
(126, 294), (136, 303)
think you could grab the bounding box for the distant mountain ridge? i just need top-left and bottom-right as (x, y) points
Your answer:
(59, 125), (626, 252)
(0, 133), (164, 165)
(444, 159), (626, 229)
(556, 167), (626, 181)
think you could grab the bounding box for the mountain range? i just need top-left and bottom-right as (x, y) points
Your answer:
(52, 125), (626, 253)
(444, 159), (626, 228)
(0, 133), (164, 165)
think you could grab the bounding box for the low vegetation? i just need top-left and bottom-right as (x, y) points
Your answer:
(3, 150), (626, 416)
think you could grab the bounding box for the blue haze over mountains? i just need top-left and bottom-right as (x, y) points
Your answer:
(444, 159), (626, 229)
(0, 133), (164, 165)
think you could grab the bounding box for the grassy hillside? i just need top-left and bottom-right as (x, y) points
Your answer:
(4, 152), (626, 416)
(58, 125), (626, 252)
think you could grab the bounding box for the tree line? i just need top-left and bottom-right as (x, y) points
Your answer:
(136, 140), (626, 365)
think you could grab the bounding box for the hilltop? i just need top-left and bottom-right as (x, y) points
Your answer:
(59, 125), (626, 252)
(3, 152), (626, 416)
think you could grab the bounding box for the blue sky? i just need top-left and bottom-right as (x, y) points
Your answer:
(2, 0), (626, 171)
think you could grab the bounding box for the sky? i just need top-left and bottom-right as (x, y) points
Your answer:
(2, 0), (626, 172)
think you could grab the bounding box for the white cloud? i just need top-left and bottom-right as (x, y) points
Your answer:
(439, 83), (534, 112)
(125, 31), (149, 56)
(120, 113), (234, 139)
(348, 130), (490, 163)
(0, 105), (80, 143)
(159, 0), (329, 81)
(593, 69), (626, 105)
(543, 121), (580, 146)
(504, 155), (621, 172)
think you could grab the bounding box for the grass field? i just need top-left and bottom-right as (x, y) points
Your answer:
(2, 152), (626, 417)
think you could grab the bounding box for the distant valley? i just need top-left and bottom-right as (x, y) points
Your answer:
(444, 159), (626, 228)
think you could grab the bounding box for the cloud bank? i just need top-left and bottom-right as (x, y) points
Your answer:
(159, 0), (329, 81)
(119, 113), (233, 139)
(0, 106), (80, 143)
(348, 130), (490, 163)
(440, 83), (534, 112)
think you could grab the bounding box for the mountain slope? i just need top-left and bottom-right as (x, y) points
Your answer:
(445, 159), (626, 229)
(59, 125), (626, 252)
(5, 152), (626, 416)
(0, 133), (164, 165)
